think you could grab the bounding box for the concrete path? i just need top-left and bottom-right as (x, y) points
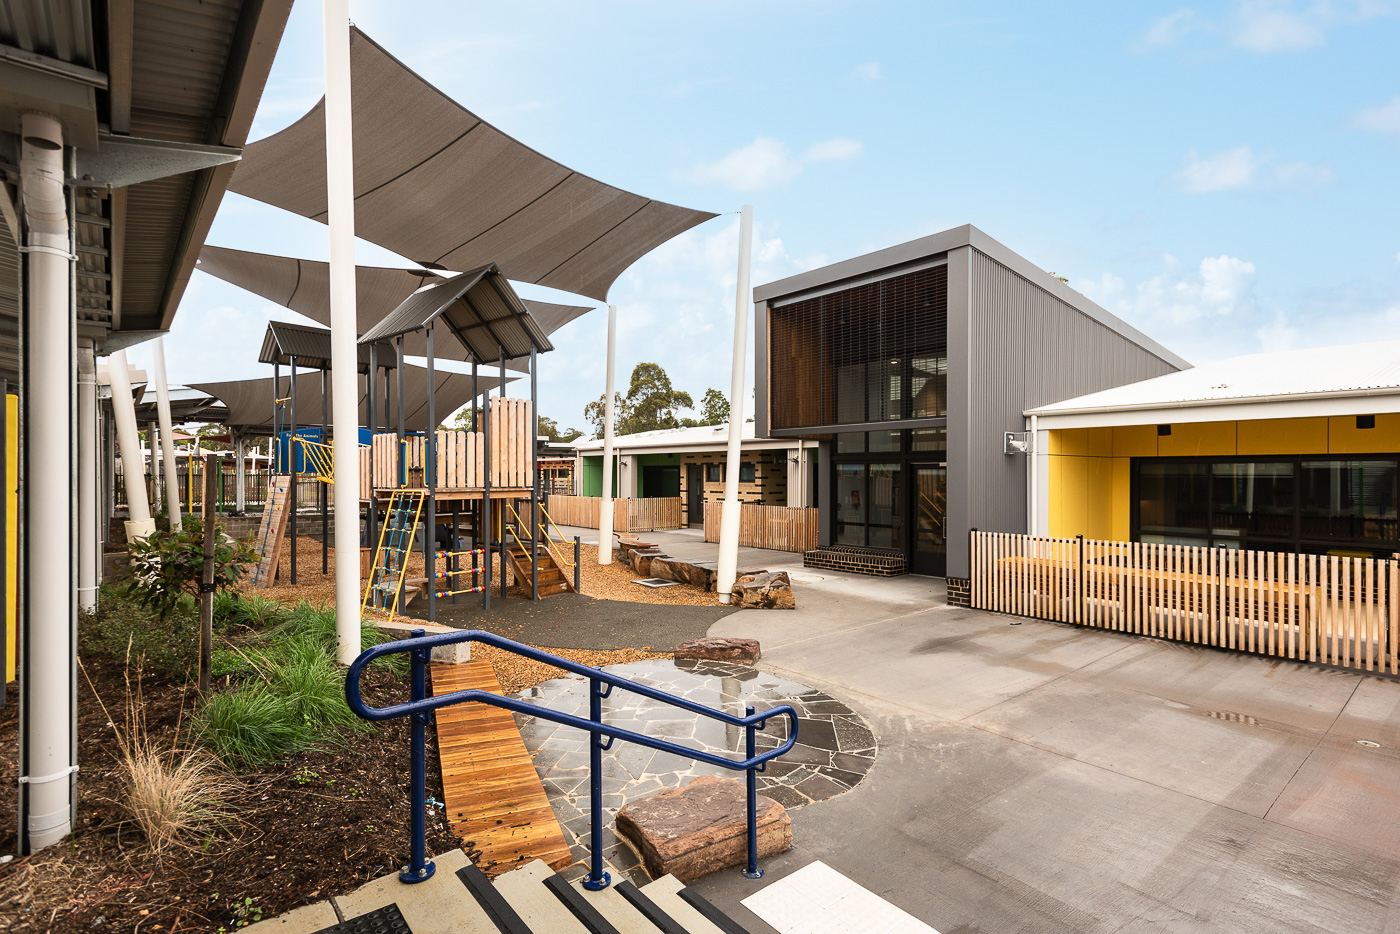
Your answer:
(606, 534), (1400, 933)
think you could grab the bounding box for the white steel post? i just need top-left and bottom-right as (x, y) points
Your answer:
(18, 112), (77, 851)
(716, 205), (754, 603)
(597, 303), (616, 564)
(152, 337), (181, 530)
(148, 421), (160, 513)
(108, 350), (153, 541)
(77, 338), (97, 612)
(324, 0), (361, 665)
(234, 433), (246, 514)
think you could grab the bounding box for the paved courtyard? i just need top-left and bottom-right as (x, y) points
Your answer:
(612, 530), (1400, 933)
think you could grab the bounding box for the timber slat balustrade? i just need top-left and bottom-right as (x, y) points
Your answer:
(371, 398), (530, 491)
(970, 531), (1400, 675)
(702, 502), (819, 553)
(544, 495), (683, 533)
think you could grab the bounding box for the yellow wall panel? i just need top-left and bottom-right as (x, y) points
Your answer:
(1158, 421), (1236, 457)
(1112, 425), (1158, 458)
(1237, 417), (1328, 455)
(1110, 457), (1132, 541)
(1328, 414), (1400, 454)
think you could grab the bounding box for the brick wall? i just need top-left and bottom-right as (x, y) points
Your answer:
(946, 577), (971, 607)
(678, 450), (787, 507)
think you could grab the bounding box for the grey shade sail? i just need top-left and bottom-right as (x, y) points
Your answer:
(360, 264), (553, 363)
(258, 320), (398, 372)
(196, 245), (592, 366)
(228, 28), (717, 302)
(190, 363), (512, 435)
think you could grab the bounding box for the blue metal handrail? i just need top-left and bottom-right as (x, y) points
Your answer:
(345, 629), (800, 888)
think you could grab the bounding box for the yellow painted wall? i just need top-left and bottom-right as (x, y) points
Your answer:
(1045, 413), (1400, 541)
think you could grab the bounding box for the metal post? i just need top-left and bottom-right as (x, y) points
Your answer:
(717, 205), (754, 603)
(149, 420), (161, 514)
(583, 678), (612, 891)
(574, 536), (581, 594)
(234, 433), (246, 514)
(530, 346), (539, 601)
(272, 359), (280, 465)
(366, 346), (378, 551)
(482, 360), (491, 611)
(451, 500), (460, 604)
(400, 629), (436, 883)
(289, 355), (297, 585)
(396, 336), (406, 440)
(500, 349), (507, 600)
(743, 704), (763, 879)
(425, 326), (436, 623)
(598, 304), (616, 564)
(76, 341), (97, 612)
(321, 368), (328, 574)
(152, 337), (181, 530)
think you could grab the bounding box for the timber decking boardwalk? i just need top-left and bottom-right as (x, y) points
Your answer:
(431, 659), (573, 878)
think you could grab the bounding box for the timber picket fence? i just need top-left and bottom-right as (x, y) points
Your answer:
(702, 502), (819, 553)
(970, 531), (1399, 674)
(544, 495), (682, 533)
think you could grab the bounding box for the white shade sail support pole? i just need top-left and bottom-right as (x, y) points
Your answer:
(108, 349), (153, 542)
(234, 433), (246, 513)
(716, 205), (754, 604)
(324, 0), (361, 665)
(76, 338), (97, 612)
(597, 303), (616, 564)
(152, 337), (181, 530)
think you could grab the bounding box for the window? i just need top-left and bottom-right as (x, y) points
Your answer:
(739, 463), (756, 483)
(705, 463), (722, 483)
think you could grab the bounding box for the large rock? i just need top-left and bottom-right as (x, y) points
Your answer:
(648, 555), (688, 583)
(675, 637), (761, 665)
(630, 548), (667, 576)
(686, 561), (718, 591)
(733, 571), (796, 610)
(615, 775), (791, 883)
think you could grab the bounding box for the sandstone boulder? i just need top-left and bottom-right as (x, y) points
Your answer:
(630, 548), (666, 576)
(733, 571), (796, 609)
(614, 775), (791, 883)
(675, 637), (761, 665)
(648, 555), (688, 583)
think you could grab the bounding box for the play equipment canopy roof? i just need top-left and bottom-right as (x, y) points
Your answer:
(258, 321), (397, 372)
(227, 28), (716, 302)
(359, 264), (552, 363)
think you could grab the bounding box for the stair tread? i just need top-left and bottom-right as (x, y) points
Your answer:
(572, 879), (674, 934)
(331, 849), (498, 934)
(493, 860), (592, 934)
(638, 877), (730, 934)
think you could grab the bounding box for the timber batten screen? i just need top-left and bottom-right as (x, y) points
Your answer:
(769, 264), (948, 432)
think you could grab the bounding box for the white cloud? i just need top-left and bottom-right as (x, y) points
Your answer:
(1232, 0), (1325, 51)
(803, 138), (863, 163)
(1173, 146), (1261, 192)
(1143, 8), (1199, 46)
(1354, 95), (1400, 134)
(684, 136), (864, 191)
(1076, 253), (1257, 328)
(1170, 145), (1333, 194)
(851, 62), (882, 80)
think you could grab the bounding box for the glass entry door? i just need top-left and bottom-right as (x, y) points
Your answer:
(910, 462), (947, 575)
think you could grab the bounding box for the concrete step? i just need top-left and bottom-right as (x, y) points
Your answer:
(570, 878), (679, 934)
(493, 859), (593, 933)
(638, 875), (732, 934)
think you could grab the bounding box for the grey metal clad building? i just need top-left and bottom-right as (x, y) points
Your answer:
(753, 223), (1189, 584)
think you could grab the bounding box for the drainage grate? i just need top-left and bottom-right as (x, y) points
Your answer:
(633, 578), (679, 589)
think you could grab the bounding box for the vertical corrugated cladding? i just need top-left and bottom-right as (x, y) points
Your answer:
(958, 249), (1179, 573)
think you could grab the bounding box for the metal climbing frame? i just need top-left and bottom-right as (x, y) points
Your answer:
(432, 547), (486, 600)
(362, 488), (426, 617)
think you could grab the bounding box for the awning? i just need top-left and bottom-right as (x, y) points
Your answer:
(190, 363), (512, 435)
(196, 245), (592, 366)
(228, 28), (716, 302)
(359, 265), (552, 363)
(258, 320), (398, 372)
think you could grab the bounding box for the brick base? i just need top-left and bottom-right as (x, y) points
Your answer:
(804, 545), (906, 577)
(946, 577), (971, 607)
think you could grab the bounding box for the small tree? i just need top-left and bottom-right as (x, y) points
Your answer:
(127, 518), (256, 616)
(584, 392), (628, 439)
(697, 388), (729, 426)
(538, 415), (583, 444)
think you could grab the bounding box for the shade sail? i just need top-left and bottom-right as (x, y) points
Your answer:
(228, 28), (717, 302)
(190, 363), (512, 435)
(196, 245), (592, 366)
(259, 321), (398, 372)
(360, 265), (552, 363)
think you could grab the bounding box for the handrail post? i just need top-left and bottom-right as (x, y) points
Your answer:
(400, 629), (437, 884)
(742, 704), (763, 879)
(574, 535), (581, 594)
(583, 677), (612, 891)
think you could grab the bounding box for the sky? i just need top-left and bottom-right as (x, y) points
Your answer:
(129, 0), (1400, 436)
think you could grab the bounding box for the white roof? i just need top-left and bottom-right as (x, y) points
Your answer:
(574, 421), (792, 453)
(1028, 339), (1400, 424)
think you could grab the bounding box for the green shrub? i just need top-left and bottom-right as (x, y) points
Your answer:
(83, 586), (201, 680)
(269, 600), (405, 673)
(195, 685), (310, 767)
(212, 590), (242, 626)
(233, 592), (288, 629)
(126, 518), (257, 616)
(263, 649), (363, 734)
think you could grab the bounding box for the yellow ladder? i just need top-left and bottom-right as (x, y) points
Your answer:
(361, 488), (427, 617)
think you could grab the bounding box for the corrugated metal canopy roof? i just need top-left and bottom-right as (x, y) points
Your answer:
(228, 27), (715, 302)
(1027, 339), (1400, 418)
(196, 244), (591, 367)
(258, 320), (397, 372)
(190, 362), (511, 434)
(359, 265), (553, 363)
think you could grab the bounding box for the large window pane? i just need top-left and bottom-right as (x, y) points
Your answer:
(1138, 462), (1209, 534)
(1211, 462), (1294, 539)
(834, 464), (865, 546)
(869, 430), (901, 452)
(911, 428), (946, 452)
(1300, 460), (1398, 543)
(836, 431), (865, 454)
(868, 463), (900, 548)
(911, 356), (947, 418)
(867, 358), (901, 422)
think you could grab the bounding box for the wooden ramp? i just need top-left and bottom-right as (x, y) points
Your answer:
(432, 659), (573, 878)
(248, 474), (291, 588)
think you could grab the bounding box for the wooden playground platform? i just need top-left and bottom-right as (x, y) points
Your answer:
(431, 659), (572, 878)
